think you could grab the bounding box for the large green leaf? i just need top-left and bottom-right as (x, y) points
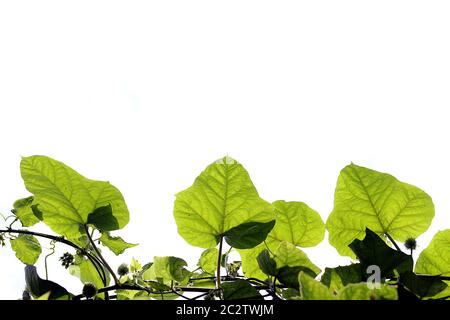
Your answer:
(239, 200), (324, 280)
(269, 200), (325, 247)
(327, 164), (434, 257)
(10, 235), (41, 265)
(415, 230), (450, 299)
(174, 156), (274, 248)
(349, 228), (413, 278)
(198, 248), (219, 274)
(20, 156), (130, 239)
(99, 232), (137, 255)
(12, 197), (41, 227)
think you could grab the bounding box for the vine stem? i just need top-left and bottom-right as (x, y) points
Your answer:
(44, 240), (56, 280)
(0, 228), (108, 288)
(84, 225), (119, 285)
(216, 236), (224, 292)
(385, 232), (402, 252)
(72, 283), (279, 300)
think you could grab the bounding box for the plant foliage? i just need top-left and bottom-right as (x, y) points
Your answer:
(0, 155), (448, 300)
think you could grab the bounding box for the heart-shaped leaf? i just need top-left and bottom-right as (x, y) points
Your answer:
(327, 164), (434, 257)
(20, 156), (130, 239)
(174, 156), (274, 248)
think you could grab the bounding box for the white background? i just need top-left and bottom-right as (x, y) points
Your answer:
(1, 1), (449, 299)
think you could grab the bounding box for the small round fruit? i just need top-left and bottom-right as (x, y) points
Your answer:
(82, 282), (98, 299)
(117, 263), (129, 276)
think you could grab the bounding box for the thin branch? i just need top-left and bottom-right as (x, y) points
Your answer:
(191, 292), (210, 300)
(216, 236), (224, 291)
(0, 228), (108, 288)
(84, 225), (119, 285)
(385, 232), (402, 252)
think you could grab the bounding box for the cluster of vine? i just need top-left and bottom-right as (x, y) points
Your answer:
(0, 155), (449, 300)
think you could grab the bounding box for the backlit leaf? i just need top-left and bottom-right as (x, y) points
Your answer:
(415, 230), (450, 299)
(327, 164), (434, 257)
(99, 232), (137, 255)
(20, 155), (130, 239)
(10, 235), (41, 265)
(12, 196), (41, 227)
(198, 248), (219, 274)
(298, 272), (336, 300)
(174, 156), (274, 248)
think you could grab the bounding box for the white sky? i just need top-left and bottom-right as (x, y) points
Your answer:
(1, 1), (450, 299)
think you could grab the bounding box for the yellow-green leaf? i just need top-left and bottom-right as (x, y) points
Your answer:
(10, 235), (41, 265)
(99, 232), (137, 255)
(338, 283), (398, 300)
(270, 200), (325, 247)
(327, 164), (434, 257)
(239, 200), (324, 280)
(20, 155), (130, 239)
(12, 197), (41, 227)
(415, 230), (450, 299)
(298, 272), (336, 300)
(174, 156), (274, 248)
(198, 248), (219, 274)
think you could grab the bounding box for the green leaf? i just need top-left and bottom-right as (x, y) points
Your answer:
(415, 230), (450, 299)
(338, 283), (398, 300)
(269, 200), (325, 247)
(20, 155), (130, 239)
(320, 264), (364, 292)
(238, 200), (323, 280)
(400, 271), (448, 299)
(130, 257), (142, 273)
(87, 205), (119, 232)
(99, 232), (137, 255)
(257, 249), (277, 277)
(327, 164), (434, 257)
(240, 241), (320, 281)
(25, 265), (71, 300)
(277, 266), (317, 288)
(12, 196), (41, 227)
(152, 256), (191, 283)
(224, 220), (275, 249)
(174, 156), (275, 248)
(198, 248), (219, 274)
(69, 254), (109, 289)
(349, 228), (413, 278)
(273, 241), (320, 276)
(298, 272), (336, 300)
(222, 279), (262, 300)
(10, 235), (42, 265)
